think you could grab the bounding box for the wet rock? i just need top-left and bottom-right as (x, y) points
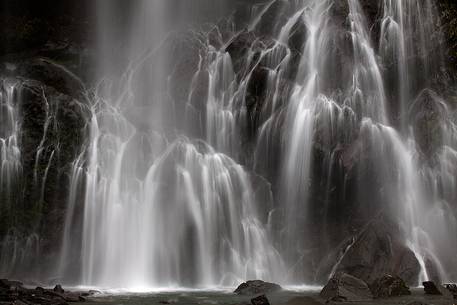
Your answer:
(17, 58), (87, 100)
(409, 89), (447, 158)
(444, 283), (457, 299)
(0, 279), (92, 305)
(320, 272), (373, 302)
(251, 295), (270, 305)
(370, 274), (411, 298)
(246, 65), (270, 136)
(332, 218), (421, 286)
(288, 14), (307, 55)
(225, 30), (256, 77)
(253, 0), (290, 38)
(286, 14), (307, 80)
(53, 285), (64, 294)
(234, 280), (282, 296)
(0, 280), (23, 290)
(423, 281), (450, 296)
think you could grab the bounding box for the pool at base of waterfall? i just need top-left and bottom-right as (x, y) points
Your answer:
(82, 288), (452, 305)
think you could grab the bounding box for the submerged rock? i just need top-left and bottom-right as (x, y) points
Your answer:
(234, 280), (282, 296)
(320, 272), (373, 302)
(251, 295), (270, 305)
(370, 274), (411, 298)
(284, 296), (323, 305)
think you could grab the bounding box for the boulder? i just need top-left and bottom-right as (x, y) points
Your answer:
(370, 274), (411, 298)
(53, 285), (64, 294)
(251, 295), (270, 305)
(234, 280), (282, 296)
(332, 218), (421, 286)
(320, 272), (373, 302)
(423, 281), (450, 296)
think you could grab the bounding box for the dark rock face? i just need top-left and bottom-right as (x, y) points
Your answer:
(17, 58), (87, 101)
(250, 295), (270, 305)
(320, 272), (373, 302)
(234, 280), (282, 296)
(370, 274), (411, 298)
(332, 218), (421, 286)
(0, 58), (88, 278)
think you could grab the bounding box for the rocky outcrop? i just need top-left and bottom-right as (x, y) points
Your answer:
(234, 280), (282, 296)
(0, 58), (88, 277)
(320, 272), (373, 302)
(0, 279), (98, 305)
(370, 274), (411, 298)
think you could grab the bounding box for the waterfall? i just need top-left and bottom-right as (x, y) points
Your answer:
(58, 0), (286, 289)
(59, 0), (457, 287)
(1, 0), (455, 288)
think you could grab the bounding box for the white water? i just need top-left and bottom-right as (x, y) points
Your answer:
(0, 79), (21, 209)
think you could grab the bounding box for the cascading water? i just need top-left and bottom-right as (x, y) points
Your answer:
(56, 0), (287, 289)
(58, 0), (457, 287)
(0, 79), (24, 275)
(2, 0), (456, 289)
(0, 79), (21, 210)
